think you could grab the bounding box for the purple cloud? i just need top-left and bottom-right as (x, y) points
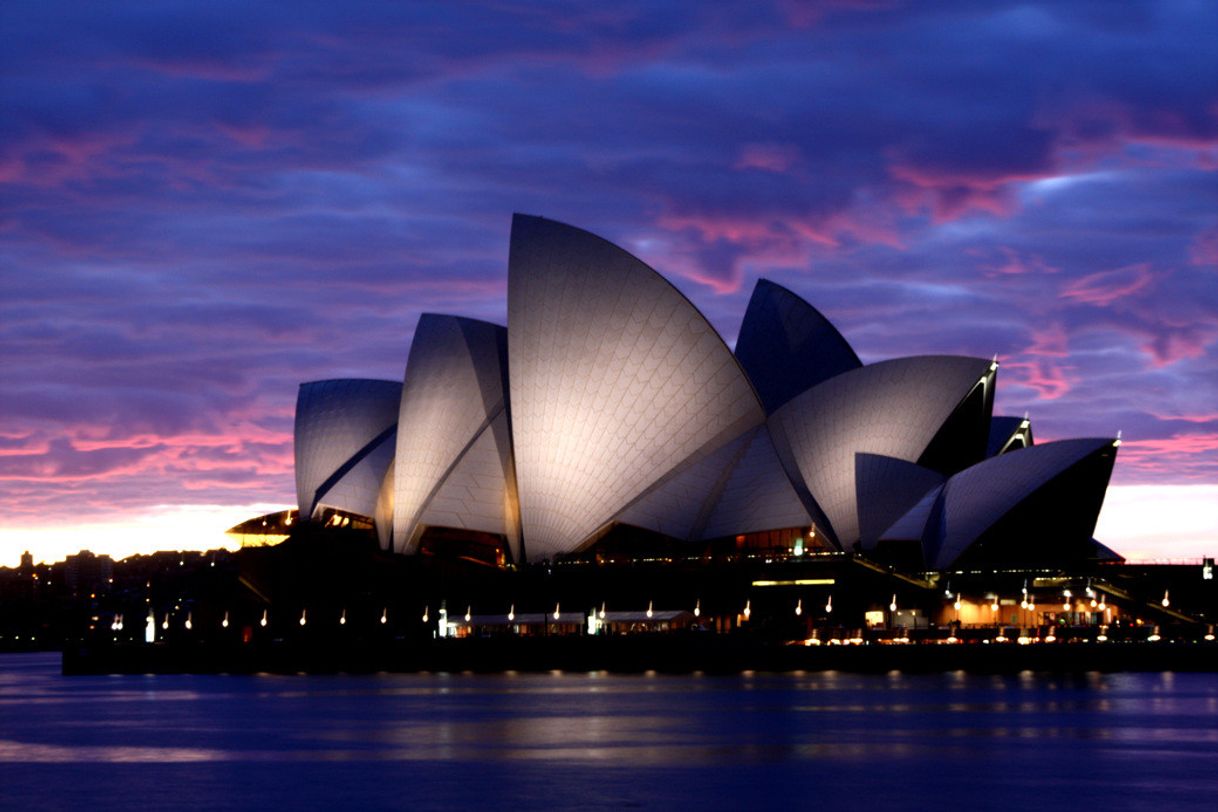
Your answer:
(1, 0), (1215, 539)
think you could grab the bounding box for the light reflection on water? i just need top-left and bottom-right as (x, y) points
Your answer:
(1, 653), (1217, 810)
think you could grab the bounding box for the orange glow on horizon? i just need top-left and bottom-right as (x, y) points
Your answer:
(0, 503), (291, 567)
(1, 484), (1215, 568)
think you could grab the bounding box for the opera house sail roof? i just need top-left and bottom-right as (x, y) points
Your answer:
(285, 214), (1120, 571)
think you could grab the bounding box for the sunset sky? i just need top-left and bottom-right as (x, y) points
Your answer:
(2, 1), (1216, 566)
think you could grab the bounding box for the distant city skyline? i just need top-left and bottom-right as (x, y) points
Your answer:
(2, 2), (1215, 566)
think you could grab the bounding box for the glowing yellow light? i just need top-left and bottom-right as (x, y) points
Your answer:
(507, 604), (515, 622)
(1162, 590), (1170, 608)
(889, 594), (897, 612)
(825, 595), (833, 614)
(646, 600), (653, 619)
(339, 609), (346, 626)
(751, 579), (835, 587)
(184, 612), (192, 631)
(299, 609), (307, 627)
(260, 610), (268, 628)
(221, 612), (229, 629)
(553, 603), (561, 621)
(743, 600), (751, 620)
(380, 608), (388, 625)
(693, 599), (701, 618)
(465, 606), (472, 623)
(795, 599), (802, 617)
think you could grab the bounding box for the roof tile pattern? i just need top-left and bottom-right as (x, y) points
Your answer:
(614, 430), (751, 541)
(768, 356), (992, 547)
(854, 454), (944, 550)
(417, 409), (521, 561)
(294, 379), (401, 517)
(314, 428), (396, 521)
(702, 426), (813, 539)
(508, 215), (765, 559)
(392, 314), (510, 553)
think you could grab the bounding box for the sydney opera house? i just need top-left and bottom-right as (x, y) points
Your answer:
(283, 214), (1121, 577)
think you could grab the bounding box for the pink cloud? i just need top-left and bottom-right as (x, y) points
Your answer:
(1060, 263), (1154, 306)
(214, 121), (274, 149)
(1146, 411), (1218, 424)
(1001, 324), (1073, 400)
(887, 160), (1057, 222)
(984, 246), (1060, 277)
(734, 143), (802, 173)
(1002, 360), (1073, 400)
(127, 55), (277, 83)
(1114, 433), (1218, 480)
(0, 130), (141, 188)
(1190, 226), (1218, 267)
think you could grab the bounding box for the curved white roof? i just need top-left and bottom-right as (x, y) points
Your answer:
(507, 215), (765, 559)
(701, 426), (813, 539)
(878, 483), (944, 545)
(416, 409), (522, 561)
(391, 314), (512, 554)
(614, 430), (752, 541)
(313, 427), (396, 522)
(294, 379), (401, 518)
(768, 355), (993, 548)
(854, 454), (944, 550)
(735, 279), (861, 413)
(926, 437), (1117, 569)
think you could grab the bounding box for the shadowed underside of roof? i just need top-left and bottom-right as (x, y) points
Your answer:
(734, 279), (861, 414)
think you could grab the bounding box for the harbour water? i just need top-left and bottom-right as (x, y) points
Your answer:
(1, 652), (1216, 810)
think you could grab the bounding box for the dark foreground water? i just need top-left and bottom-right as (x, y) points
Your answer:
(1, 653), (1216, 811)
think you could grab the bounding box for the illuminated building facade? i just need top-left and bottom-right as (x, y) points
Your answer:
(287, 214), (1120, 572)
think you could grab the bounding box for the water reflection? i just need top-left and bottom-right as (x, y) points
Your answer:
(2, 654), (1218, 810)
